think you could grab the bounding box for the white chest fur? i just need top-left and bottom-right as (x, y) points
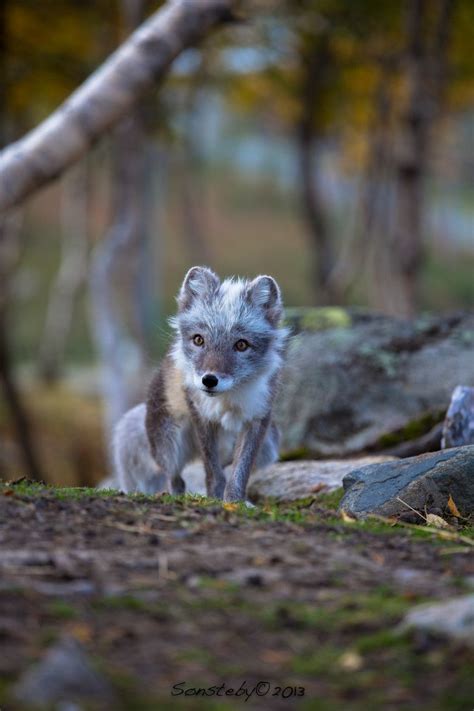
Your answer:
(192, 371), (271, 432)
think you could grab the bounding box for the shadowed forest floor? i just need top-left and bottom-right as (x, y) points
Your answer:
(0, 483), (473, 710)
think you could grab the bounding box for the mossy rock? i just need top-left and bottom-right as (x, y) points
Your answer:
(376, 411), (445, 449)
(284, 306), (352, 334)
(275, 311), (474, 457)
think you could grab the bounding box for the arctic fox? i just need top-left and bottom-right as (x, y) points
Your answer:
(113, 266), (289, 502)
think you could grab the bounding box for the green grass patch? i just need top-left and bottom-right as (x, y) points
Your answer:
(291, 646), (342, 675)
(2, 481), (470, 550)
(47, 600), (79, 619)
(0, 480), (119, 499)
(313, 488), (345, 510)
(262, 588), (412, 634)
(93, 594), (171, 621)
(355, 628), (407, 654)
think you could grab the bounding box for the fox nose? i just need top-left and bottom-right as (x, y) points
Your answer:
(202, 374), (218, 389)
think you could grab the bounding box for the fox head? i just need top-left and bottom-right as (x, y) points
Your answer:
(171, 266), (288, 396)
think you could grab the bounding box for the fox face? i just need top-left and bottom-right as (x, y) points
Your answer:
(171, 267), (287, 397)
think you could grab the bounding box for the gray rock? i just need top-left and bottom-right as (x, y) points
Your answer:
(247, 457), (395, 502)
(442, 385), (474, 448)
(401, 595), (474, 647)
(276, 309), (474, 457)
(14, 636), (114, 707)
(339, 445), (474, 518)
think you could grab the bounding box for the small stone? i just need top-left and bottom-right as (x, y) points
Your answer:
(401, 595), (474, 647)
(13, 636), (114, 707)
(338, 650), (363, 671)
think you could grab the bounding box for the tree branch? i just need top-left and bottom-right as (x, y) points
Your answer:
(0, 0), (239, 213)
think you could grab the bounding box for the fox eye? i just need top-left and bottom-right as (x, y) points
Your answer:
(235, 339), (249, 352)
(192, 334), (204, 347)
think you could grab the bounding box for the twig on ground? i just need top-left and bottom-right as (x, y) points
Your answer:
(366, 513), (474, 546)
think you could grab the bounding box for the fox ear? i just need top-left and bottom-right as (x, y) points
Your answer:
(246, 275), (282, 326)
(178, 266), (220, 311)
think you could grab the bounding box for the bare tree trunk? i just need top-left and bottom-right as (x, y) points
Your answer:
(90, 0), (153, 464)
(328, 65), (394, 303)
(0, 0), (239, 214)
(361, 65), (398, 311)
(295, 38), (338, 305)
(0, 323), (43, 481)
(133, 132), (157, 354)
(175, 148), (211, 264)
(0, 1), (43, 482)
(176, 55), (211, 263)
(138, 139), (167, 338)
(38, 161), (89, 382)
(118, 0), (156, 358)
(391, 0), (427, 316)
(0, 214), (44, 482)
(297, 126), (334, 304)
(391, 0), (455, 316)
(90, 114), (149, 462)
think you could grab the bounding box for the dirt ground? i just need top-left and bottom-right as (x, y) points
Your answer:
(0, 483), (473, 710)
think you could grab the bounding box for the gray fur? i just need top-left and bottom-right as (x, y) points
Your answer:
(112, 267), (288, 501)
(114, 404), (167, 494)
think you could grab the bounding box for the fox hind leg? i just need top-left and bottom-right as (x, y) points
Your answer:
(255, 421), (280, 469)
(113, 404), (167, 494)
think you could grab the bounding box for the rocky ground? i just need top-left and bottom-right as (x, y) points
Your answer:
(0, 482), (473, 710)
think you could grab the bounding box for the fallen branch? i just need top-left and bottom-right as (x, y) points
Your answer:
(0, 0), (239, 213)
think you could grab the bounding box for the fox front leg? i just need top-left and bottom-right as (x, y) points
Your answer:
(151, 421), (189, 495)
(187, 402), (226, 498)
(146, 369), (191, 495)
(146, 411), (191, 495)
(201, 421), (227, 499)
(224, 415), (270, 502)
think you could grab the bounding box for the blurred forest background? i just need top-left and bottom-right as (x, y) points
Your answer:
(0, 0), (473, 487)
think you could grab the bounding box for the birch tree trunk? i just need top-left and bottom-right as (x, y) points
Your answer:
(295, 37), (338, 305)
(328, 63), (394, 304)
(176, 55), (211, 263)
(38, 161), (89, 382)
(0, 0), (239, 214)
(362, 65), (397, 311)
(90, 0), (155, 463)
(89, 113), (149, 461)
